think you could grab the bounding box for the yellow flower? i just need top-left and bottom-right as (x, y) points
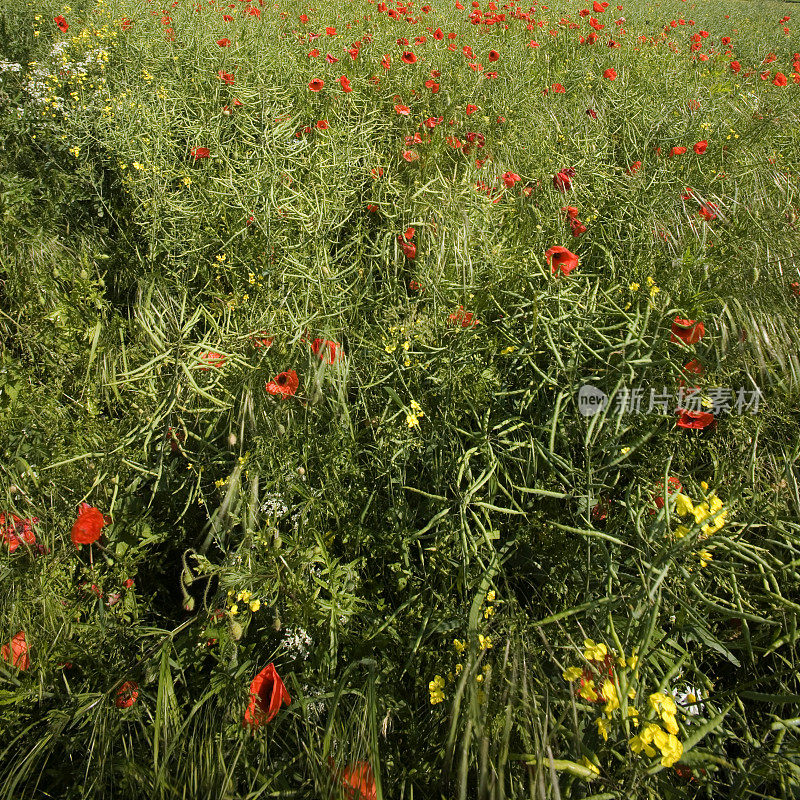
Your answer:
(698, 548), (713, 567)
(406, 413), (420, 428)
(597, 716), (610, 741)
(455, 663), (463, 676)
(649, 693), (679, 734)
(484, 606), (494, 619)
(674, 493), (695, 517)
(579, 679), (599, 702)
(652, 727), (683, 767)
(410, 399), (422, 412)
(429, 674), (445, 704)
(478, 634), (493, 650)
(453, 638), (466, 654)
(486, 590), (496, 602)
(601, 679), (620, 716)
(230, 604), (239, 616)
(249, 599), (261, 612)
(562, 666), (583, 682)
(216, 254), (226, 263)
(674, 524), (691, 539)
(583, 639), (608, 662)
(629, 722), (660, 758)
(628, 282), (640, 291)
(182, 176), (192, 186)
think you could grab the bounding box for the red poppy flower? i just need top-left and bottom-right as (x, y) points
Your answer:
(325, 54), (339, 64)
(54, 15), (69, 32)
(243, 663), (291, 728)
(698, 202), (718, 222)
(569, 218), (587, 237)
(381, 54), (391, 69)
(200, 350), (226, 370)
(1, 631), (29, 671)
(433, 27), (443, 39)
(316, 119), (329, 130)
(167, 427), (185, 453)
(773, 72), (787, 87)
(265, 370), (299, 398)
(308, 78), (324, 91)
(191, 147), (211, 160)
(448, 306), (479, 327)
(116, 681), (139, 708)
(654, 476), (683, 509)
(409, 279), (423, 292)
(1, 512), (38, 552)
(502, 172), (521, 188)
(339, 75), (352, 92)
(71, 503), (110, 548)
(603, 67), (617, 80)
(488, 50), (500, 61)
(683, 358), (704, 377)
(465, 103), (479, 115)
(729, 60), (741, 73)
(218, 70), (235, 86)
(311, 338), (342, 364)
(671, 317), (705, 344)
(338, 761), (377, 800)
(326, 26), (336, 35)
(400, 239), (417, 259)
(299, 13), (308, 22)
(791, 282), (800, 297)
(586, 108), (598, 119)
(217, 38), (231, 46)
(553, 168), (575, 192)
(121, 17), (132, 30)
(424, 79), (439, 92)
(545, 245), (579, 276)
(693, 140), (708, 155)
(401, 51), (417, 64)
(308, 48), (320, 57)
(676, 409), (715, 430)
(394, 104), (410, 116)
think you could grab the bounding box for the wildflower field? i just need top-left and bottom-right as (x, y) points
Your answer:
(1, 0), (800, 794)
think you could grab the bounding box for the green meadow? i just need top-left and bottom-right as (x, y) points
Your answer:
(1, 0), (800, 796)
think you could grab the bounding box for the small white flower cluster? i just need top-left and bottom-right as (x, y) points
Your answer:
(282, 626), (313, 660)
(19, 39), (108, 118)
(260, 494), (288, 519)
(0, 61), (22, 74)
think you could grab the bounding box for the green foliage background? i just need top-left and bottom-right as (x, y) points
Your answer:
(2, 0), (800, 796)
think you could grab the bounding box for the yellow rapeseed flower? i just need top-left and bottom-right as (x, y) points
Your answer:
(429, 674), (445, 704)
(583, 639), (608, 662)
(562, 666), (583, 682)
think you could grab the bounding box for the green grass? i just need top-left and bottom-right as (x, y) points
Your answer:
(1, 0), (800, 796)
